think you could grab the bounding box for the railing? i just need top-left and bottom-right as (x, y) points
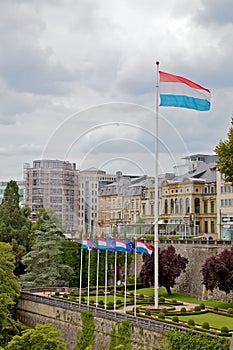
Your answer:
(20, 291), (218, 338)
(161, 239), (233, 246)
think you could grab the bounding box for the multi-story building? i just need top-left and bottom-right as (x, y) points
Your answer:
(159, 162), (217, 238)
(216, 171), (233, 239)
(26, 160), (78, 235)
(78, 168), (121, 236)
(0, 180), (26, 206)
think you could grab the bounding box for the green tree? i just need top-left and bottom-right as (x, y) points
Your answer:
(76, 311), (95, 350)
(0, 181), (31, 250)
(6, 323), (66, 350)
(0, 242), (21, 347)
(215, 117), (233, 184)
(20, 222), (73, 288)
(61, 240), (81, 287)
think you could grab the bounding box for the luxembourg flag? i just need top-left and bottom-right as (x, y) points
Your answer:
(136, 239), (153, 256)
(159, 71), (211, 111)
(82, 237), (96, 251)
(97, 237), (107, 250)
(115, 238), (127, 253)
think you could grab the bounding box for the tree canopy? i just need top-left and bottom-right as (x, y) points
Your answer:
(215, 117), (233, 184)
(0, 242), (21, 346)
(140, 245), (188, 295)
(201, 247), (233, 294)
(20, 222), (73, 288)
(6, 323), (66, 350)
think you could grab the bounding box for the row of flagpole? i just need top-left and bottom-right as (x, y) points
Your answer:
(79, 237), (153, 314)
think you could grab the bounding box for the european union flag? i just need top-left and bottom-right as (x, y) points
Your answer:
(106, 237), (116, 252)
(126, 238), (135, 253)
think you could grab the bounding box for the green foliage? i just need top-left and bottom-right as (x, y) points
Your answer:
(188, 319), (195, 326)
(145, 309), (151, 316)
(109, 320), (132, 350)
(165, 331), (230, 350)
(61, 240), (81, 287)
(227, 308), (233, 314)
(159, 296), (165, 303)
(215, 118), (233, 185)
(172, 316), (179, 323)
(220, 326), (229, 334)
(158, 312), (165, 319)
(180, 307), (186, 313)
(202, 322), (210, 330)
(199, 303), (205, 310)
(20, 216), (73, 288)
(194, 305), (201, 311)
(6, 323), (66, 349)
(0, 181), (31, 269)
(76, 311), (95, 350)
(0, 242), (21, 347)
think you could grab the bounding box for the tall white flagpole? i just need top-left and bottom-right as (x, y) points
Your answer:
(124, 251), (127, 313)
(154, 61), (160, 309)
(87, 249), (91, 307)
(104, 249), (108, 310)
(134, 238), (137, 317)
(79, 246), (83, 305)
(96, 249), (100, 307)
(114, 250), (117, 312)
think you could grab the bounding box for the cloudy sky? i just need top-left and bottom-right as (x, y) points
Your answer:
(0, 0), (233, 180)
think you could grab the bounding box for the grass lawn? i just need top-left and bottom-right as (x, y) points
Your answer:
(175, 312), (233, 330)
(136, 287), (233, 309)
(88, 295), (131, 303)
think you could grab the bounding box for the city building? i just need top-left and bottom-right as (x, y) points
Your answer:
(216, 171), (233, 239)
(25, 160), (78, 236)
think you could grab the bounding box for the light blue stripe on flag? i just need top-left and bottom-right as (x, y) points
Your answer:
(160, 94), (210, 111)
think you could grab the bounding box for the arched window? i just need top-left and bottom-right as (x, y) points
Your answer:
(186, 198), (190, 213)
(180, 198), (184, 214)
(171, 199), (174, 214)
(194, 198), (200, 214)
(175, 198), (179, 214)
(164, 199), (168, 214)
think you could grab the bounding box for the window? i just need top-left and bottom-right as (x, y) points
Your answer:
(171, 199), (174, 214)
(175, 198), (179, 214)
(211, 221), (215, 233)
(142, 204), (146, 215)
(164, 199), (168, 214)
(204, 221), (208, 233)
(151, 204), (154, 216)
(186, 198), (190, 213)
(194, 198), (200, 214)
(180, 198), (184, 214)
(211, 201), (215, 213)
(204, 201), (208, 214)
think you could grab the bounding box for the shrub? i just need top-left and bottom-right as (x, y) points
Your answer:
(54, 291), (60, 296)
(62, 293), (68, 299)
(145, 309), (151, 316)
(107, 301), (114, 309)
(171, 299), (177, 304)
(162, 308), (167, 315)
(200, 303), (205, 310)
(81, 297), (86, 302)
(133, 307), (139, 314)
(116, 299), (122, 305)
(194, 305), (201, 311)
(158, 312), (165, 319)
(202, 322), (210, 330)
(180, 307), (186, 313)
(149, 297), (154, 303)
(213, 306), (218, 312)
(159, 296), (165, 303)
(221, 326), (229, 334)
(188, 319), (195, 326)
(172, 316), (179, 323)
(89, 300), (95, 304)
(139, 294), (144, 298)
(227, 308), (233, 315)
(98, 300), (104, 306)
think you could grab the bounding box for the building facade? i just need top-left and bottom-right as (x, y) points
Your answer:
(26, 160), (79, 235)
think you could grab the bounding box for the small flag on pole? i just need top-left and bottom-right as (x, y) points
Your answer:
(115, 238), (127, 253)
(98, 237), (107, 250)
(159, 71), (211, 111)
(126, 238), (135, 253)
(106, 237), (116, 252)
(136, 238), (153, 256)
(82, 237), (97, 251)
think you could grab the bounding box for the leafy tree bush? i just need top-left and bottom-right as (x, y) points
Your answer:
(98, 300), (104, 307)
(213, 306), (218, 311)
(188, 319), (195, 326)
(227, 308), (233, 314)
(180, 307), (186, 313)
(76, 311), (95, 350)
(116, 299), (122, 305)
(202, 322), (210, 330)
(158, 312), (165, 319)
(172, 316), (179, 323)
(6, 323), (66, 350)
(221, 326), (229, 334)
(145, 309), (151, 316)
(159, 296), (165, 303)
(140, 245), (188, 295)
(201, 247), (233, 294)
(194, 305), (201, 311)
(199, 303), (205, 310)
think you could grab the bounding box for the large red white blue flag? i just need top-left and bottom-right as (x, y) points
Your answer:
(159, 71), (211, 111)
(136, 238), (153, 256)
